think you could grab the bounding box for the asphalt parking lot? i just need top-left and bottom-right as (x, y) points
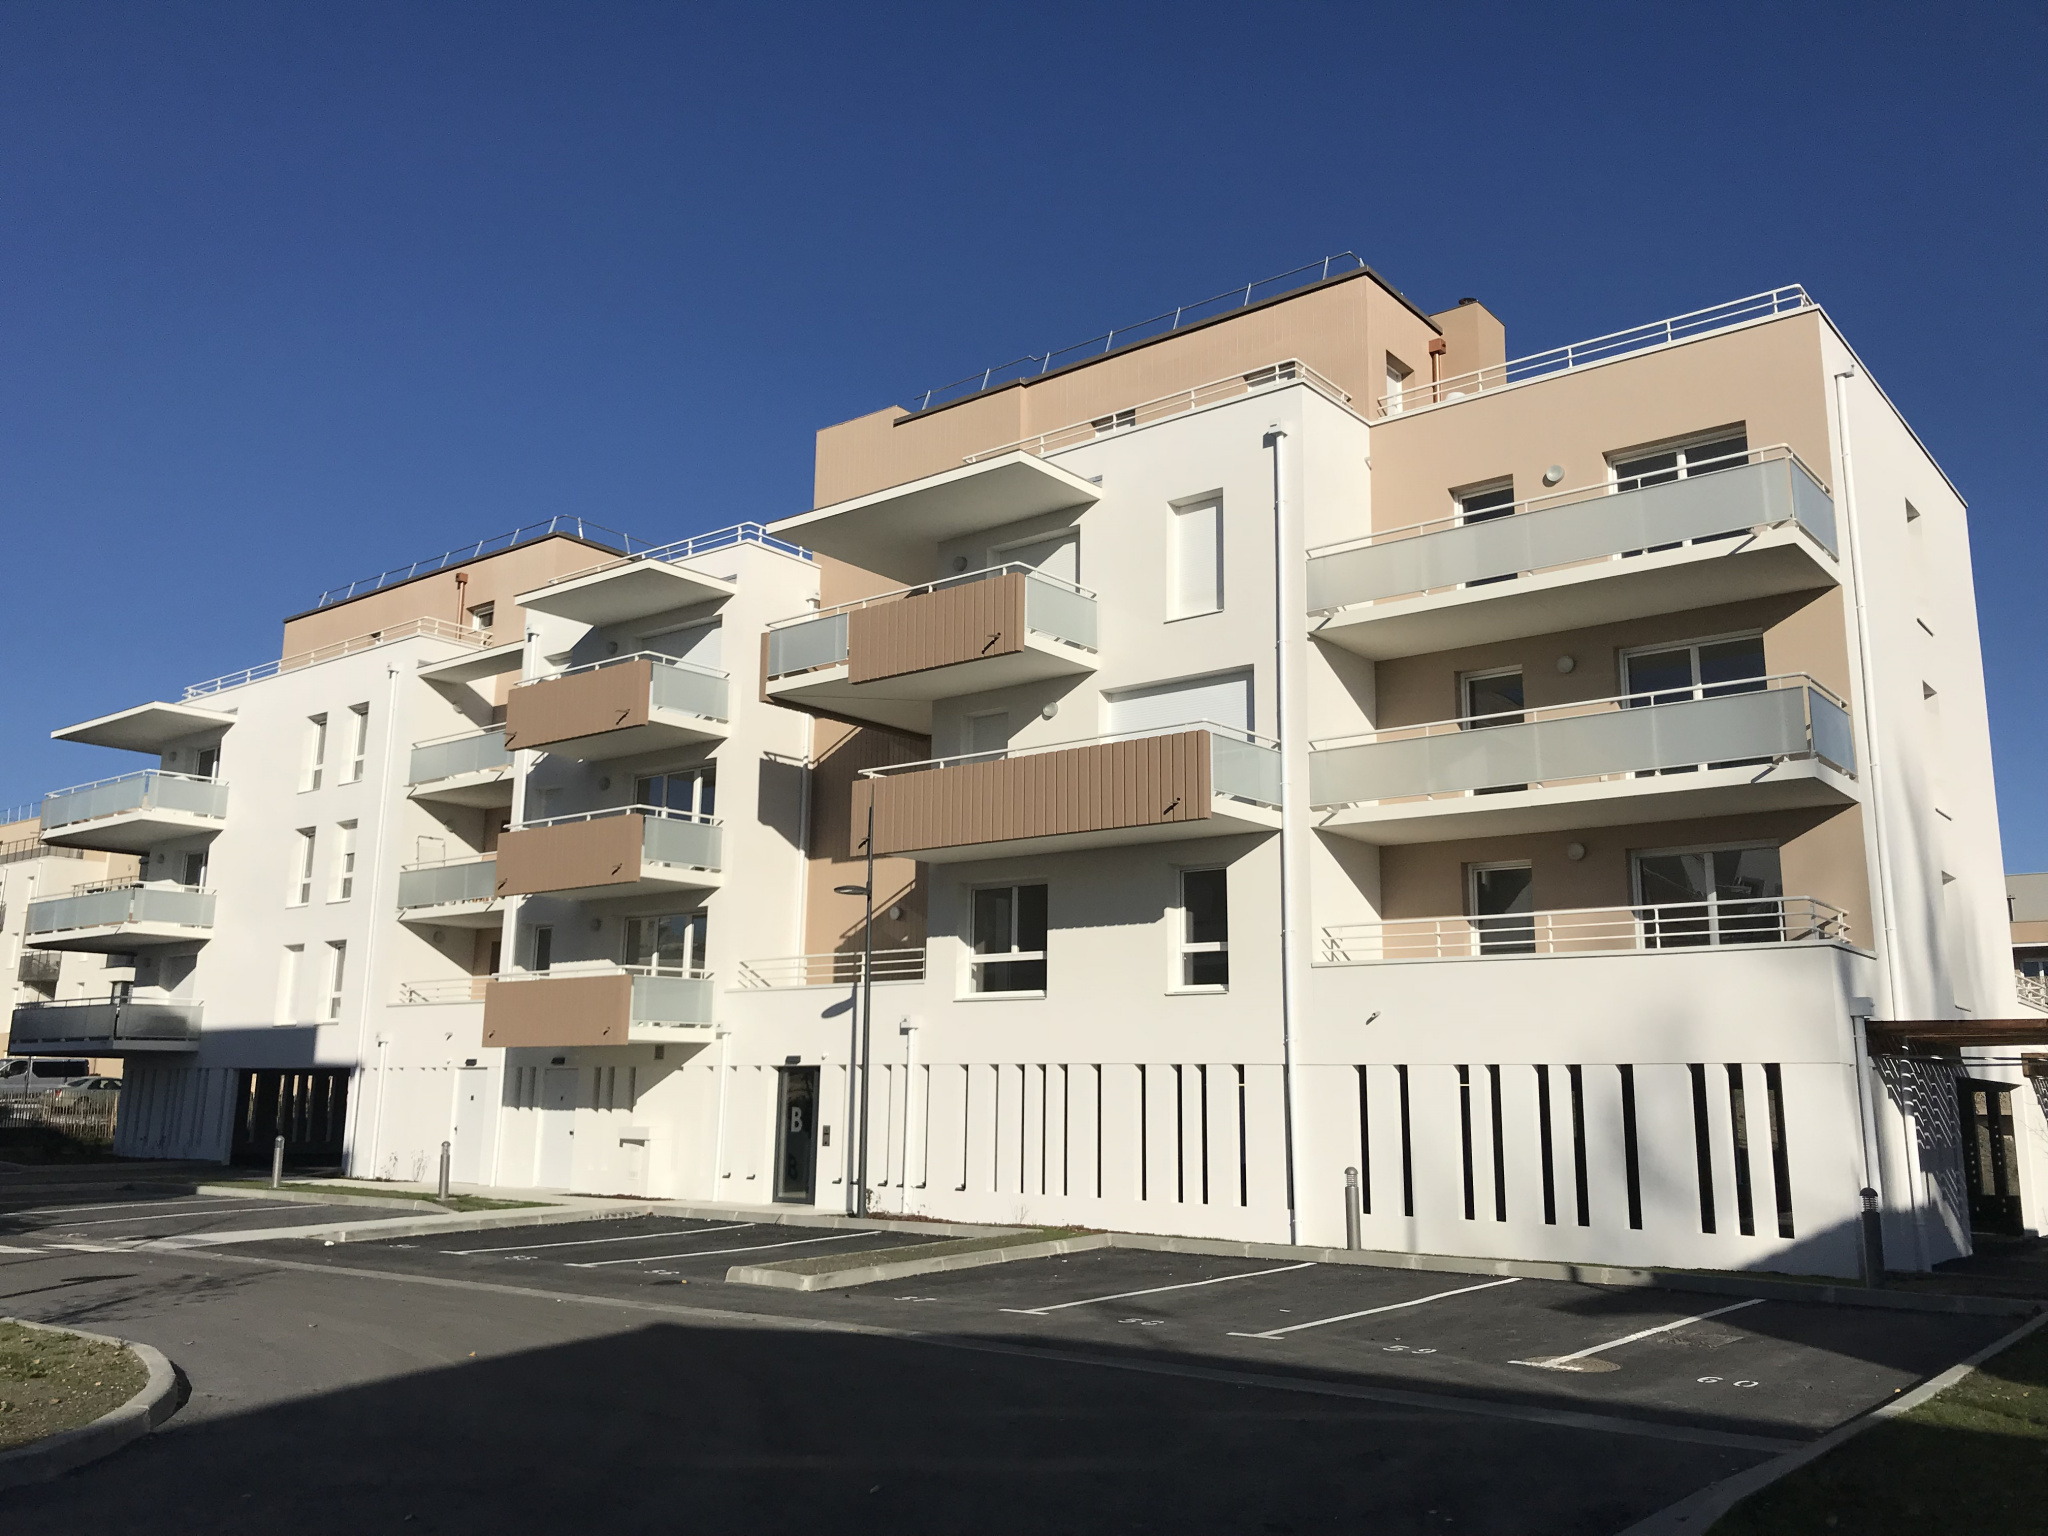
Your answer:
(0, 1190), (2030, 1534)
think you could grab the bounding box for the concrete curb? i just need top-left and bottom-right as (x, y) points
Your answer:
(1101, 1233), (2045, 1318)
(728, 1232), (1113, 1291)
(148, 1203), (640, 1250)
(1616, 1306), (2048, 1534)
(641, 1202), (1031, 1240)
(0, 1317), (181, 1492)
(195, 1184), (460, 1215)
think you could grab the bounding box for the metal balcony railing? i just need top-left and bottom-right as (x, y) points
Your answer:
(2017, 972), (2048, 1013)
(26, 884), (215, 937)
(8, 996), (203, 1048)
(513, 652), (730, 724)
(408, 726), (511, 785)
(41, 770), (228, 833)
(1308, 675), (1855, 810)
(491, 963), (715, 1029)
(735, 949), (928, 989)
(864, 720), (1283, 810)
(764, 564), (1099, 679)
(511, 804), (723, 873)
(1320, 896), (1849, 963)
(395, 976), (494, 1005)
(397, 855), (498, 910)
(1306, 447), (1836, 614)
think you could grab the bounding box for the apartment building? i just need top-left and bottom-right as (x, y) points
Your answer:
(13, 258), (2034, 1277)
(0, 812), (138, 1065)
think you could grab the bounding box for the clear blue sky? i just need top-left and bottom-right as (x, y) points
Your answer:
(4, 2), (2043, 861)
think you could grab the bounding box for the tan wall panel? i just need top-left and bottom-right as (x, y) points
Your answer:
(280, 535), (612, 655)
(2011, 921), (2048, 947)
(803, 720), (928, 957)
(849, 574), (1025, 683)
(495, 815), (645, 897)
(1369, 311), (1832, 533)
(503, 659), (652, 752)
(854, 730), (1212, 857)
(482, 974), (630, 1048)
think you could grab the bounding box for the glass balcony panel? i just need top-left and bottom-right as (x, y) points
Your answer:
(642, 814), (722, 870)
(408, 727), (510, 785)
(766, 612), (850, 676)
(41, 771), (227, 831)
(26, 885), (215, 935)
(397, 857), (498, 908)
(650, 661), (729, 722)
(1023, 573), (1099, 649)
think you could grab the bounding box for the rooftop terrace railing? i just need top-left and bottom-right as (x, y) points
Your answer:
(311, 515), (639, 608)
(1377, 286), (1813, 418)
(911, 253), (1368, 413)
(184, 616), (492, 700)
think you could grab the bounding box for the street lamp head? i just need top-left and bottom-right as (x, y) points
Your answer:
(834, 884), (869, 897)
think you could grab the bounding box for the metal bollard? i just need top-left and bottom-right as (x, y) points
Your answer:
(1859, 1186), (1885, 1287)
(438, 1141), (452, 1202)
(1344, 1166), (1363, 1250)
(270, 1134), (285, 1190)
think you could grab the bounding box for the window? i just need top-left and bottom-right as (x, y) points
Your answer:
(636, 767), (715, 818)
(332, 821), (357, 901)
(1168, 496), (1223, 618)
(531, 925), (553, 973)
(345, 704), (369, 783)
(276, 945), (303, 1024)
(1383, 354), (1412, 416)
(1609, 428), (1749, 492)
(1633, 845), (1784, 947)
(965, 712), (1009, 757)
(1622, 634), (1766, 704)
(970, 884), (1047, 994)
(1456, 479), (1518, 586)
(1467, 863), (1535, 954)
(468, 601), (495, 632)
(1177, 868), (1229, 988)
(325, 941), (348, 1021)
(623, 912), (707, 973)
(181, 850), (208, 888)
(291, 828), (316, 906)
(195, 746), (220, 781)
(1460, 668), (1524, 726)
(1105, 670), (1253, 737)
(302, 715), (328, 791)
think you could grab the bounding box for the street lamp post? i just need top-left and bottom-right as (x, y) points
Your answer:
(834, 800), (878, 1217)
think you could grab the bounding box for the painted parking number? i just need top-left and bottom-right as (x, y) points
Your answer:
(1697, 1376), (1760, 1387)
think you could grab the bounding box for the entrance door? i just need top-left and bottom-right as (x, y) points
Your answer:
(774, 1067), (820, 1204)
(450, 1067), (490, 1185)
(1959, 1081), (2023, 1236)
(536, 1068), (579, 1189)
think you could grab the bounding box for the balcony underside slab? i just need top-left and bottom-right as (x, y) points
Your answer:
(408, 768), (515, 808)
(906, 798), (1280, 864)
(398, 899), (505, 929)
(768, 639), (1095, 733)
(41, 808), (223, 853)
(26, 922), (213, 953)
(509, 865), (724, 903)
(1313, 528), (1836, 661)
(527, 711), (728, 761)
(1316, 759), (1857, 846)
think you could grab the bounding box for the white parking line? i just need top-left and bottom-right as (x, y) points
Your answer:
(0, 1195), (225, 1217)
(1228, 1276), (1522, 1339)
(446, 1223), (756, 1256)
(567, 1231), (868, 1269)
(999, 1262), (1317, 1316)
(18, 1202), (313, 1229)
(0, 1244), (43, 1254)
(1513, 1298), (1765, 1371)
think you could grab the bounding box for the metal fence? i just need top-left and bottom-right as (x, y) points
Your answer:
(0, 1088), (119, 1146)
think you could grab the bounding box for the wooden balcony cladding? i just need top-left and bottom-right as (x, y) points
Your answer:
(848, 572), (1025, 683)
(504, 660), (651, 752)
(482, 974), (629, 1048)
(495, 815), (644, 896)
(852, 730), (1212, 857)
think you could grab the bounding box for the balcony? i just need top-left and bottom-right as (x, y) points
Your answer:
(7, 997), (202, 1055)
(482, 965), (714, 1048)
(1309, 450), (1838, 660)
(40, 771), (228, 853)
(1320, 896), (1849, 964)
(1309, 675), (1856, 844)
(854, 725), (1281, 863)
(407, 726), (513, 807)
(494, 806), (722, 901)
(503, 654), (729, 760)
(24, 883), (216, 953)
(735, 949), (927, 989)
(764, 565), (1099, 732)
(397, 855), (502, 927)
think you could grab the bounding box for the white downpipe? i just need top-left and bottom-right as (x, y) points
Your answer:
(1267, 423), (1303, 1244)
(347, 661), (406, 1178)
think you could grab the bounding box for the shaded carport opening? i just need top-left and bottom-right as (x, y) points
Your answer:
(229, 1068), (349, 1171)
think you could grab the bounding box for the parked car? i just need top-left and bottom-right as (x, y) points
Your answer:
(50, 1076), (122, 1111)
(0, 1057), (92, 1097)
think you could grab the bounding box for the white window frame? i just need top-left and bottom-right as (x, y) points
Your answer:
(1605, 425), (1749, 491)
(1171, 866), (1230, 994)
(1166, 493), (1224, 621)
(531, 924), (553, 973)
(1458, 665), (1525, 727)
(964, 882), (1048, 999)
(331, 821), (358, 902)
(345, 704), (369, 784)
(325, 940), (348, 1022)
(621, 911), (708, 975)
(276, 944), (303, 1025)
(468, 601), (495, 633)
(1383, 354), (1413, 415)
(291, 828), (316, 907)
(1453, 477), (1516, 525)
(1618, 629), (1767, 703)
(302, 714), (328, 791)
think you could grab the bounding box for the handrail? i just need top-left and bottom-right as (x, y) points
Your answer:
(10, 993), (200, 1012)
(863, 718), (1279, 778)
(513, 649), (727, 689)
(312, 515), (639, 607)
(1309, 673), (1845, 752)
(0, 801), (43, 824)
(521, 522), (812, 597)
(1377, 286), (1813, 418)
(42, 768), (224, 798)
(735, 949), (928, 990)
(186, 616), (490, 699)
(400, 851), (497, 873)
(510, 803), (720, 833)
(765, 562), (1096, 631)
(495, 962), (712, 982)
(56, 879), (211, 900)
(410, 723), (505, 750)
(912, 253), (1367, 412)
(962, 359), (1351, 465)
(1304, 444), (1827, 561)
(1321, 896), (1849, 963)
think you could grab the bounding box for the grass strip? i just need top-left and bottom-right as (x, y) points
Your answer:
(752, 1228), (1088, 1277)
(1710, 1317), (2048, 1533)
(0, 1321), (147, 1452)
(213, 1181), (549, 1212)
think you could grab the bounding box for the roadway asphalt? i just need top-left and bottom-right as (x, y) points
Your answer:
(0, 1191), (2025, 1534)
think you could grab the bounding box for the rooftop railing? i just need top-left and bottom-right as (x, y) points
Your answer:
(311, 515), (638, 608)
(1377, 286), (1814, 418)
(911, 253), (1367, 413)
(517, 522), (811, 599)
(961, 360), (1349, 465)
(185, 616), (491, 700)
(1319, 896), (1849, 964)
